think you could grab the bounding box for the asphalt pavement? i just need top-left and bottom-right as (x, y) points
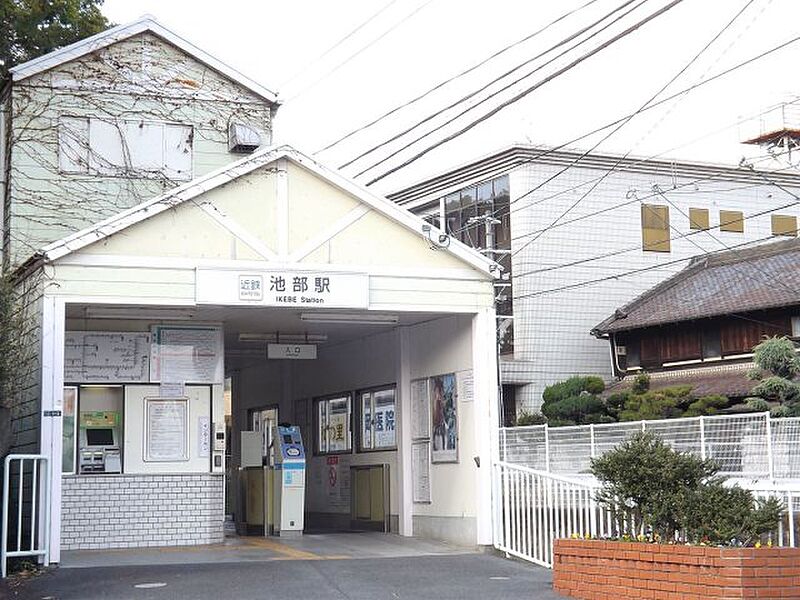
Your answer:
(2, 553), (560, 600)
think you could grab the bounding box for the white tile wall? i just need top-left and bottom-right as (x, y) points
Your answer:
(61, 474), (224, 550)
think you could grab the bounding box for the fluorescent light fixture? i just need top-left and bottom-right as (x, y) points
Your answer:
(299, 313), (399, 325)
(238, 333), (328, 343)
(83, 307), (196, 321)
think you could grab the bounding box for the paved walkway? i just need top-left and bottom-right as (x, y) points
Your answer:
(57, 532), (473, 568)
(4, 554), (559, 600)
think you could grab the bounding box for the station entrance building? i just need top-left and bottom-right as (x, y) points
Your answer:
(22, 146), (500, 561)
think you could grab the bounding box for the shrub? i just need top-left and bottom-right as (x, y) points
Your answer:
(591, 431), (781, 545)
(684, 394), (729, 417)
(542, 376), (605, 405)
(683, 482), (783, 546)
(541, 376), (608, 426)
(543, 395), (607, 425)
(753, 336), (800, 379)
(631, 372), (650, 394)
(618, 387), (690, 421)
(751, 376), (800, 404)
(514, 410), (547, 426)
(745, 397), (770, 412)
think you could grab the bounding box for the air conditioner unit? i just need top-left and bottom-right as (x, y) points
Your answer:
(228, 123), (261, 154)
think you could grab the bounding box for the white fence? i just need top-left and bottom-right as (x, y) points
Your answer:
(500, 412), (800, 480)
(493, 461), (800, 568)
(2, 455), (50, 578)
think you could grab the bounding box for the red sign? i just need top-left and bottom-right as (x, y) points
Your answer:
(328, 466), (337, 487)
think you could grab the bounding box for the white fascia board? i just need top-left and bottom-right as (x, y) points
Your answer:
(42, 144), (499, 279)
(10, 15), (279, 105)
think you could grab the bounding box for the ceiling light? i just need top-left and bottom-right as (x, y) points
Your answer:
(238, 333), (328, 343)
(299, 313), (399, 325)
(82, 307), (196, 321)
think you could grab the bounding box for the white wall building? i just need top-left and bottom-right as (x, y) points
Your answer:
(0, 18), (501, 564)
(389, 145), (800, 416)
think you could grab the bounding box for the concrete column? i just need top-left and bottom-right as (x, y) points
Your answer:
(472, 306), (499, 546)
(39, 296), (65, 563)
(395, 326), (413, 536)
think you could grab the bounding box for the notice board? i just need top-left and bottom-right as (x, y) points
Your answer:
(64, 331), (150, 383)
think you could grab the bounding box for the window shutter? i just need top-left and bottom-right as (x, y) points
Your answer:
(688, 207), (709, 230)
(641, 204), (670, 252)
(719, 210), (744, 233)
(772, 215), (797, 237)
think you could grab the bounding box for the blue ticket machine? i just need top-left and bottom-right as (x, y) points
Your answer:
(272, 425), (305, 536)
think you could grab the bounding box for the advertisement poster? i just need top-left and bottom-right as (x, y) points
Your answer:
(145, 399), (188, 461)
(430, 373), (458, 463)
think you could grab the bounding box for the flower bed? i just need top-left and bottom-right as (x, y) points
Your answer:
(553, 539), (800, 599)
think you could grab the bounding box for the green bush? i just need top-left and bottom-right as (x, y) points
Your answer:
(618, 386), (692, 421)
(591, 432), (782, 545)
(514, 410), (547, 426)
(631, 372), (651, 394)
(745, 397), (770, 412)
(684, 394), (729, 417)
(543, 395), (607, 425)
(753, 336), (800, 379)
(541, 376), (608, 426)
(751, 376), (800, 404)
(542, 376), (605, 405)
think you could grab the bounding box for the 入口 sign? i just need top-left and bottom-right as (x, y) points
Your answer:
(196, 269), (369, 308)
(267, 343), (317, 360)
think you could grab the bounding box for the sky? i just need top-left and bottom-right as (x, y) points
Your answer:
(102, 0), (800, 195)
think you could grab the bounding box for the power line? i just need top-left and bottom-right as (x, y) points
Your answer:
(361, 0), (687, 185)
(346, 0), (657, 178)
(511, 161), (800, 279)
(442, 33), (800, 242)
(508, 0), (757, 260)
(513, 170), (800, 299)
(283, 0), (436, 103)
(316, 0), (604, 155)
(279, 0), (399, 91)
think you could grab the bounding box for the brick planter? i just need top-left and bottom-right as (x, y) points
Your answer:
(553, 539), (800, 599)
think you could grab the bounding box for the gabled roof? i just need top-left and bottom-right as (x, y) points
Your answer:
(9, 15), (279, 104)
(39, 144), (499, 278)
(593, 237), (800, 335)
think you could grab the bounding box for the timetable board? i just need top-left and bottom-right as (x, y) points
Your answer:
(64, 331), (150, 383)
(149, 325), (224, 384)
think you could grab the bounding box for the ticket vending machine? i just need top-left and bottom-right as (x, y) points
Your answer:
(272, 425), (305, 536)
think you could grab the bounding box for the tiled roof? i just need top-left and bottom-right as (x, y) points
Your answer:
(593, 237), (800, 334)
(604, 363), (755, 399)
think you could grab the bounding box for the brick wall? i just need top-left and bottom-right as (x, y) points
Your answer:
(61, 474), (224, 551)
(554, 539), (800, 599)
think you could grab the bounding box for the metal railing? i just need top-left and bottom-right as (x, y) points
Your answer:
(2, 455), (50, 578)
(500, 412), (800, 480)
(493, 461), (800, 569)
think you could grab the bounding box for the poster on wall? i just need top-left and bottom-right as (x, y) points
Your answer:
(150, 326), (223, 384)
(412, 441), (431, 503)
(456, 370), (474, 403)
(430, 373), (458, 463)
(411, 378), (430, 440)
(145, 398), (188, 462)
(64, 332), (150, 383)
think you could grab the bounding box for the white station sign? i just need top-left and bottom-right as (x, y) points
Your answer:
(267, 343), (318, 360)
(195, 269), (369, 308)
